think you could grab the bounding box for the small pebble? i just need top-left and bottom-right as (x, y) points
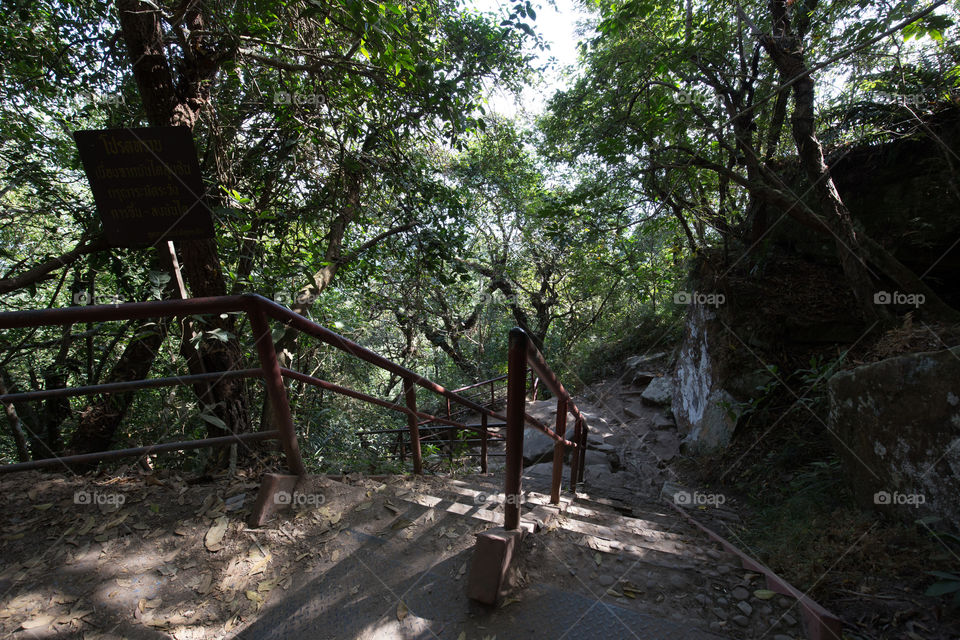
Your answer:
(732, 615), (749, 627)
(712, 607), (728, 621)
(732, 586), (750, 601)
(668, 573), (687, 589)
(598, 574), (615, 587)
(737, 601), (753, 616)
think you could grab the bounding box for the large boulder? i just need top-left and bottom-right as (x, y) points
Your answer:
(828, 346), (960, 528)
(521, 398), (571, 464)
(641, 376), (673, 406)
(522, 426), (556, 465)
(672, 303), (743, 453)
(625, 352), (668, 386)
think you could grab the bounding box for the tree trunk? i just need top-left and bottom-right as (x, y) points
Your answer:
(116, 0), (251, 462)
(0, 375), (30, 462)
(760, 1), (889, 325)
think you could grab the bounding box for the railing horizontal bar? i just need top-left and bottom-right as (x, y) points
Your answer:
(357, 426), (505, 438)
(375, 452), (508, 460)
(524, 343), (588, 427)
(0, 295), (248, 329)
(523, 413), (576, 447)
(0, 430), (280, 474)
(254, 296), (508, 423)
(0, 368), (264, 402)
(279, 368), (495, 435)
(451, 375), (507, 393)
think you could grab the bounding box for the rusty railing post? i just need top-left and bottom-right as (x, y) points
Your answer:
(249, 305), (306, 476)
(578, 420), (588, 484)
(481, 412), (488, 474)
(446, 398), (454, 463)
(570, 416), (583, 490)
(550, 394), (567, 504)
(490, 380), (495, 405)
(505, 327), (528, 531)
(404, 376), (423, 474)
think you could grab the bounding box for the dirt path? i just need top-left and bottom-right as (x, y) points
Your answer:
(0, 377), (804, 639)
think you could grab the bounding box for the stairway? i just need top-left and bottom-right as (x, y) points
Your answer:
(236, 470), (804, 640)
(237, 378), (808, 639)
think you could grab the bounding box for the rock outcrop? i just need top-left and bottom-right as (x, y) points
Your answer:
(828, 346), (960, 528)
(672, 303), (742, 453)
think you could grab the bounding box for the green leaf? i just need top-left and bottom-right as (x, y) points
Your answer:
(199, 413), (228, 430)
(926, 581), (960, 597)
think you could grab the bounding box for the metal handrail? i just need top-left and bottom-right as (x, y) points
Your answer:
(504, 327), (589, 530)
(0, 294), (524, 477)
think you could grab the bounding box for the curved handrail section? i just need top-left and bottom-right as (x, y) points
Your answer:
(504, 327), (589, 530)
(0, 293), (515, 477)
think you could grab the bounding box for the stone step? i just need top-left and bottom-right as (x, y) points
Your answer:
(407, 481), (716, 568)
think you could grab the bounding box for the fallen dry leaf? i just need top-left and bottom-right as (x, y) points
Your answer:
(20, 614), (54, 630)
(205, 516), (229, 551)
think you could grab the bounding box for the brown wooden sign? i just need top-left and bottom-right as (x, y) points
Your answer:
(74, 127), (215, 247)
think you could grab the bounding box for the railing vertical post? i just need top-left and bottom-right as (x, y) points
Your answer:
(578, 420), (588, 483)
(570, 416), (582, 490)
(480, 412), (488, 474)
(248, 305), (306, 476)
(505, 327), (528, 531)
(404, 376), (422, 474)
(550, 395), (567, 504)
(445, 398), (453, 463)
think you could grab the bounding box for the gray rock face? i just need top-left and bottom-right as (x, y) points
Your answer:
(682, 389), (739, 452)
(672, 303), (741, 453)
(522, 426), (556, 464)
(641, 376), (673, 406)
(625, 352), (668, 371)
(652, 414), (676, 430)
(631, 370), (657, 386)
(582, 449), (613, 470)
(523, 462), (554, 477)
(828, 346), (960, 528)
(649, 431), (680, 461)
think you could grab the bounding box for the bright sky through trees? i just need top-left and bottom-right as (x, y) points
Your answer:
(467, 0), (594, 117)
